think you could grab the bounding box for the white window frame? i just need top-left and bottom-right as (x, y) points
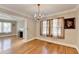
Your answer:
(0, 22), (12, 33)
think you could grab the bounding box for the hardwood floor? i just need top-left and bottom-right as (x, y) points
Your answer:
(0, 36), (78, 54)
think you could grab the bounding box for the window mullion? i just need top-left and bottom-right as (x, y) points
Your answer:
(48, 20), (50, 37)
(2, 22), (3, 33)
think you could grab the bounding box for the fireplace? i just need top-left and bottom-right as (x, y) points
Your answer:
(18, 31), (23, 38)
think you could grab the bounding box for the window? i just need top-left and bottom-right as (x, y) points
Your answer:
(3, 22), (12, 33)
(40, 20), (49, 36)
(40, 17), (64, 39)
(50, 17), (64, 38)
(0, 22), (12, 33)
(0, 22), (2, 33)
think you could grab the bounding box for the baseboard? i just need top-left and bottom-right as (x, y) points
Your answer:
(35, 37), (75, 47)
(0, 34), (17, 37)
(74, 46), (79, 53)
(22, 37), (35, 42)
(31, 37), (79, 53)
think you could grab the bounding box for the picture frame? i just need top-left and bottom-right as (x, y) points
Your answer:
(64, 17), (75, 29)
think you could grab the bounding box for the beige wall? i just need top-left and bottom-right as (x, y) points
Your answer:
(27, 19), (36, 39)
(76, 7), (79, 49)
(36, 10), (77, 45)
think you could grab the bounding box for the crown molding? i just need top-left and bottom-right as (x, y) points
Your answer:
(47, 8), (77, 18)
(44, 5), (79, 18)
(0, 5), (32, 19)
(75, 5), (79, 9)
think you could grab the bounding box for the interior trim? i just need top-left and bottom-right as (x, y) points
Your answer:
(0, 34), (17, 37)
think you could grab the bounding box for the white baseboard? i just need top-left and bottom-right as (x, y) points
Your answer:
(0, 34), (17, 37)
(34, 37), (75, 47)
(29, 37), (79, 53)
(74, 46), (79, 53)
(22, 37), (35, 42)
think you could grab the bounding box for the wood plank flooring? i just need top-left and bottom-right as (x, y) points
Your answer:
(0, 36), (78, 54)
(13, 39), (78, 54)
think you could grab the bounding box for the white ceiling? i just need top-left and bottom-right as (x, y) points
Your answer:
(0, 4), (77, 18)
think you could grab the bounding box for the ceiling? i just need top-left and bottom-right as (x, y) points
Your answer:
(0, 4), (77, 18)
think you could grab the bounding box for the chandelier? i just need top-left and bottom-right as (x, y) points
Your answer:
(34, 4), (43, 20)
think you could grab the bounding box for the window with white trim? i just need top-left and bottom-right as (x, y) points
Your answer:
(0, 22), (12, 33)
(0, 22), (2, 33)
(40, 17), (64, 39)
(40, 20), (49, 36)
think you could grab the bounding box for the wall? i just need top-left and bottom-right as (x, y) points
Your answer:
(36, 10), (77, 45)
(76, 7), (79, 49)
(27, 18), (36, 39)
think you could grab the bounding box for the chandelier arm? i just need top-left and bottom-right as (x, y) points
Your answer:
(38, 4), (40, 18)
